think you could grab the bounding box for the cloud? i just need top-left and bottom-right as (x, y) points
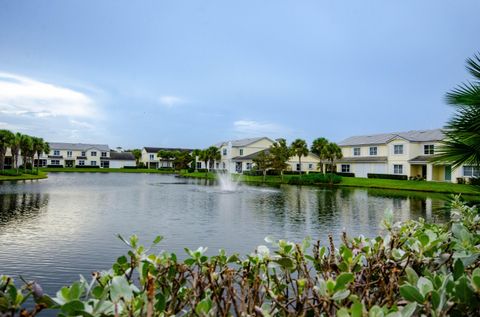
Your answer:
(158, 95), (184, 108)
(233, 120), (291, 138)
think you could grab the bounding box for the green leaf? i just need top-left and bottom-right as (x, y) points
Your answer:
(405, 267), (418, 285)
(117, 255), (128, 265)
(431, 290), (441, 310)
(331, 289), (350, 301)
(275, 257), (295, 269)
(155, 293), (166, 312)
(110, 276), (133, 302)
(400, 303), (417, 317)
(399, 285), (424, 303)
(335, 273), (354, 291)
(369, 305), (384, 317)
(61, 300), (85, 315)
(195, 297), (213, 315)
(153, 235), (163, 244)
(337, 307), (350, 317)
(351, 302), (363, 317)
(453, 259), (464, 280)
(417, 277), (433, 297)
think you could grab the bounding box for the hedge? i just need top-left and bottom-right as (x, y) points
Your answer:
(335, 172), (355, 177)
(367, 173), (408, 180)
(75, 165), (100, 168)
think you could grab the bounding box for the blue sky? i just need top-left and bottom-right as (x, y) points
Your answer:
(0, 0), (479, 149)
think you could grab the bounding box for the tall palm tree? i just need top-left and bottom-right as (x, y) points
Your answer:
(206, 146), (221, 171)
(0, 129), (14, 171)
(322, 142), (343, 175)
(32, 138), (48, 173)
(191, 149), (201, 171)
(198, 150), (209, 176)
(290, 139), (309, 175)
(11, 132), (22, 174)
(19, 134), (33, 173)
(311, 137), (329, 173)
(434, 53), (480, 169)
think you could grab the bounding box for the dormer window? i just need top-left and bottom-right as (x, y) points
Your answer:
(353, 147), (360, 156)
(424, 144), (434, 155)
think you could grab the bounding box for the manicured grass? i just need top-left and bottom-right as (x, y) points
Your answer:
(0, 171), (48, 182)
(180, 172), (480, 195)
(41, 167), (178, 174)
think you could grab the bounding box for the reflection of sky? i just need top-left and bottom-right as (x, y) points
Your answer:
(0, 174), (454, 297)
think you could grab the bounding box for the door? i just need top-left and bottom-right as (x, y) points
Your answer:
(422, 166), (427, 179)
(445, 165), (452, 181)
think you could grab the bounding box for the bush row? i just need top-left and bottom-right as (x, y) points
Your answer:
(368, 173), (408, 180)
(288, 173), (342, 185)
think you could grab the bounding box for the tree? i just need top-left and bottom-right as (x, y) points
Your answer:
(31, 137), (45, 172)
(157, 150), (175, 168)
(191, 149), (201, 171)
(198, 150), (209, 176)
(253, 150), (272, 182)
(206, 146), (220, 171)
(311, 137), (329, 173)
(131, 149), (142, 166)
(290, 139), (309, 175)
(322, 142), (343, 177)
(11, 132), (22, 174)
(19, 134), (33, 173)
(172, 151), (193, 170)
(269, 138), (291, 180)
(0, 129), (15, 171)
(434, 53), (480, 169)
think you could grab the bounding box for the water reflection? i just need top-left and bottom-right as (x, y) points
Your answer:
(0, 193), (49, 226)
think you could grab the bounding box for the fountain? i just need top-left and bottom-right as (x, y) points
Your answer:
(217, 172), (240, 192)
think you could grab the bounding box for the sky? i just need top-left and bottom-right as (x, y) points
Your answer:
(0, 0), (479, 149)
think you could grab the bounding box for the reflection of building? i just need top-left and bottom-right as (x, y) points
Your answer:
(336, 129), (473, 183)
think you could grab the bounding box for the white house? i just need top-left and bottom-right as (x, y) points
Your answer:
(109, 151), (136, 168)
(35, 142), (111, 168)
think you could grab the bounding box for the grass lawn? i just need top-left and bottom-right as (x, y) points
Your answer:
(41, 167), (178, 174)
(0, 171), (48, 182)
(180, 172), (480, 195)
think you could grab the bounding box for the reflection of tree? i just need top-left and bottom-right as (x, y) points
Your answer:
(0, 193), (49, 226)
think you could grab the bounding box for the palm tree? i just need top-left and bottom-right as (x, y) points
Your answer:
(311, 137), (329, 173)
(0, 129), (14, 171)
(131, 149), (142, 166)
(19, 134), (33, 173)
(198, 150), (209, 176)
(32, 138), (48, 173)
(11, 132), (22, 174)
(269, 138), (291, 180)
(322, 142), (343, 175)
(206, 146), (221, 171)
(434, 53), (480, 169)
(290, 139), (309, 175)
(191, 149), (201, 171)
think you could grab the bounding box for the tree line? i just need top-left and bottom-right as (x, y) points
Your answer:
(0, 130), (50, 175)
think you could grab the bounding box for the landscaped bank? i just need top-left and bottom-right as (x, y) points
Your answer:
(180, 172), (480, 195)
(2, 197), (479, 316)
(0, 171), (47, 182)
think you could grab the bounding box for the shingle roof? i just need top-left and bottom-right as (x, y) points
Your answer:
(338, 129), (444, 146)
(408, 155), (435, 163)
(336, 156), (388, 163)
(110, 151), (136, 161)
(48, 142), (109, 151)
(232, 149), (270, 161)
(143, 147), (193, 153)
(215, 137), (274, 148)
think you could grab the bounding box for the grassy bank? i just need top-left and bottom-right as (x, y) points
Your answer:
(180, 171), (480, 195)
(0, 171), (48, 182)
(41, 167), (178, 174)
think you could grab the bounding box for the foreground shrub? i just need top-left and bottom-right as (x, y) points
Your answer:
(1, 197), (480, 316)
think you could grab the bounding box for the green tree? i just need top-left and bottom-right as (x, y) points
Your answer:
(269, 138), (291, 180)
(31, 137), (46, 172)
(206, 146), (220, 171)
(252, 150), (272, 182)
(322, 142), (343, 177)
(0, 129), (14, 171)
(157, 150), (174, 168)
(198, 149), (209, 176)
(191, 149), (201, 171)
(19, 134), (33, 173)
(290, 139), (309, 175)
(10, 132), (22, 174)
(311, 137), (329, 173)
(172, 151), (193, 170)
(434, 53), (480, 169)
(131, 149), (142, 166)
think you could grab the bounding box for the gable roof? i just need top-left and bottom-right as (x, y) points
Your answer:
(110, 151), (136, 161)
(48, 142), (109, 151)
(215, 137), (275, 148)
(338, 129), (444, 146)
(143, 147), (193, 153)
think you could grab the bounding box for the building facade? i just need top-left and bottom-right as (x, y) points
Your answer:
(141, 147), (193, 169)
(36, 142), (111, 168)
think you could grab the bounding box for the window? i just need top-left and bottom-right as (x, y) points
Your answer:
(196, 162), (202, 169)
(296, 164), (301, 171)
(78, 160), (85, 166)
(353, 147), (360, 156)
(308, 163), (313, 169)
(101, 152), (107, 157)
(246, 163), (252, 170)
(67, 151), (72, 157)
(91, 151), (97, 157)
(463, 166), (480, 177)
(394, 145), (404, 155)
(149, 154), (154, 160)
(424, 144), (434, 155)
(51, 159), (60, 165)
(91, 161), (97, 166)
(101, 161), (109, 168)
(341, 164), (350, 173)
(81, 151), (86, 157)
(394, 164), (403, 174)
(53, 150), (60, 156)
(239, 149), (244, 156)
(369, 147), (377, 156)
(223, 148), (227, 156)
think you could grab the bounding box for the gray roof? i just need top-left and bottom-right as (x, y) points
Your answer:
(143, 147), (193, 153)
(215, 137), (274, 148)
(338, 129), (444, 146)
(408, 155), (435, 163)
(232, 149), (270, 161)
(110, 151), (136, 161)
(48, 142), (109, 151)
(336, 156), (388, 163)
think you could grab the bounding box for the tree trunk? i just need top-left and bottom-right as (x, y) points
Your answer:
(23, 155), (27, 173)
(263, 169), (266, 182)
(36, 153), (40, 173)
(14, 153), (18, 175)
(299, 156), (302, 176)
(0, 151), (5, 171)
(281, 170), (284, 182)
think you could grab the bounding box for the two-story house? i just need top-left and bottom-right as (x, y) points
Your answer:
(35, 143), (111, 168)
(336, 129), (468, 182)
(141, 147), (193, 169)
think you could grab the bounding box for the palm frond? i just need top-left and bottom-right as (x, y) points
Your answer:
(445, 82), (480, 106)
(466, 53), (480, 81)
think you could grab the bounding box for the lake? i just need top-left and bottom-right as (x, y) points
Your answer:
(0, 173), (457, 296)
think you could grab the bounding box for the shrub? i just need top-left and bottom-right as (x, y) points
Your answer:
(368, 173), (408, 180)
(46, 165), (63, 168)
(2, 197), (479, 316)
(0, 169), (21, 176)
(288, 173), (342, 185)
(137, 162), (145, 168)
(75, 165), (100, 168)
(469, 177), (480, 186)
(335, 172), (355, 177)
(243, 170), (263, 176)
(196, 168), (208, 173)
(122, 166), (137, 169)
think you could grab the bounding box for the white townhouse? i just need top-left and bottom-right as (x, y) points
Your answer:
(213, 137), (321, 174)
(336, 129), (472, 183)
(38, 142), (111, 168)
(141, 147), (193, 169)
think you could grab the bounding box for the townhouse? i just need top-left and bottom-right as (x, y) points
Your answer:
(336, 129), (471, 183)
(141, 147), (193, 169)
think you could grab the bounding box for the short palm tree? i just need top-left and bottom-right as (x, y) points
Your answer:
(311, 137), (329, 173)
(434, 53), (480, 169)
(290, 139), (308, 174)
(322, 142), (343, 175)
(198, 150), (209, 175)
(206, 146), (221, 171)
(0, 129), (15, 171)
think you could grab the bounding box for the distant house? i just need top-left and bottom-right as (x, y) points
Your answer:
(109, 151), (136, 168)
(336, 129), (473, 182)
(33, 142), (111, 168)
(141, 147), (193, 169)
